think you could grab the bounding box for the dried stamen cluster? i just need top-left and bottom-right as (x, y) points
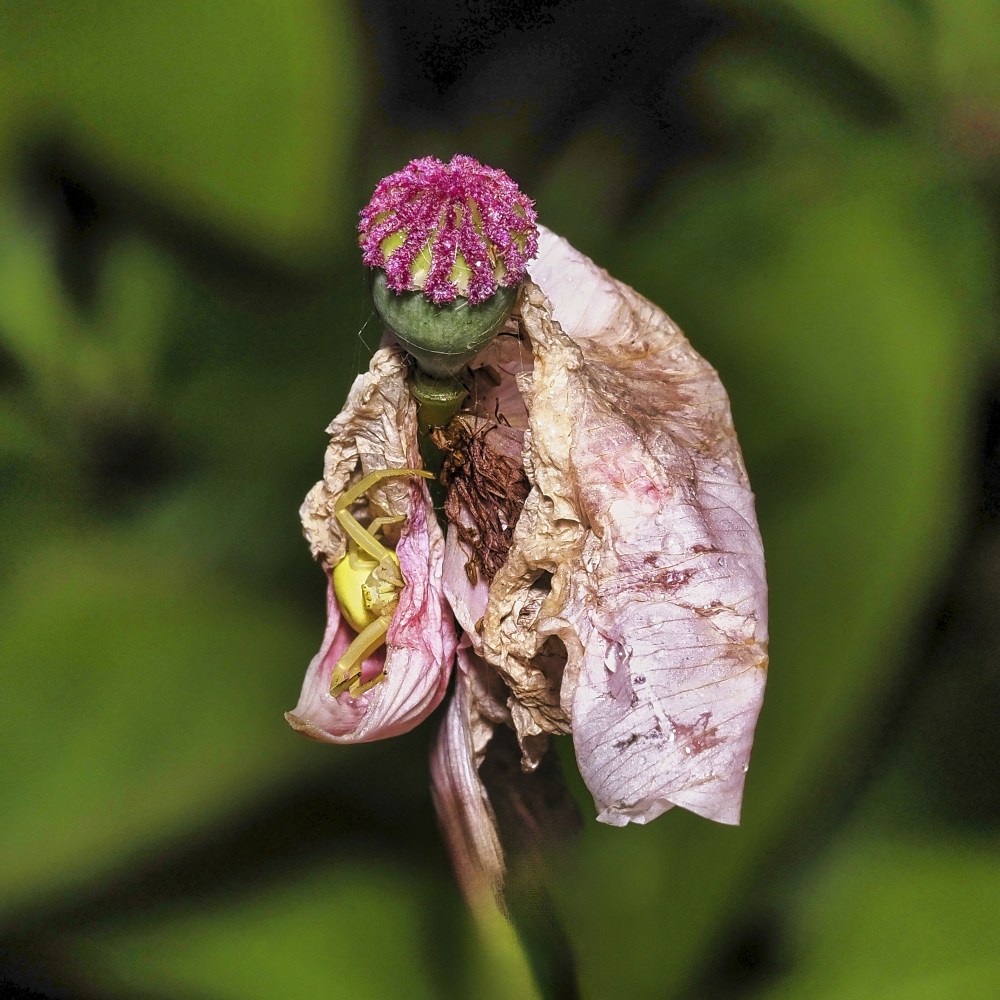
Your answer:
(432, 418), (531, 586)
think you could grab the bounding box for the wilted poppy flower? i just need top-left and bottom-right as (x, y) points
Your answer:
(286, 155), (768, 912)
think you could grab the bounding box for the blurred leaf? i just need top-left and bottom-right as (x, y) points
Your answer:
(723, 0), (1000, 171)
(727, 0), (931, 109)
(931, 0), (1000, 97)
(0, 529), (325, 921)
(65, 862), (543, 1000)
(70, 864), (447, 1000)
(755, 824), (1000, 1000)
(0, 195), (176, 421)
(0, 0), (361, 265)
(139, 270), (378, 587)
(0, 400), (41, 459)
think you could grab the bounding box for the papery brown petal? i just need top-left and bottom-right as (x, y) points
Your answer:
(286, 348), (456, 742)
(479, 227), (767, 825)
(299, 349), (420, 561)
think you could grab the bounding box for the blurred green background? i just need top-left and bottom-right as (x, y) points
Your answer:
(2, 1), (1000, 998)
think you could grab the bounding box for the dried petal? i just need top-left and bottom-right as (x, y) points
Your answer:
(441, 332), (533, 641)
(431, 634), (584, 915)
(286, 349), (456, 742)
(433, 416), (531, 585)
(472, 227), (768, 825)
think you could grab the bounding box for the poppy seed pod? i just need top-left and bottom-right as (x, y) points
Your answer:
(360, 154), (537, 378)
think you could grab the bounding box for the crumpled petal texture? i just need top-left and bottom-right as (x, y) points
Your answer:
(286, 350), (455, 743)
(476, 227), (768, 825)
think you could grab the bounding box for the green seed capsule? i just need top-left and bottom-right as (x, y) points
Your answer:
(370, 268), (519, 379)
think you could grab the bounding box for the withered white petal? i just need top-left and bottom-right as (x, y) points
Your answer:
(476, 228), (767, 825)
(286, 348), (455, 743)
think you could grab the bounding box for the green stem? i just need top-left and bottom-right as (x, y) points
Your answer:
(408, 369), (468, 524)
(409, 369), (468, 434)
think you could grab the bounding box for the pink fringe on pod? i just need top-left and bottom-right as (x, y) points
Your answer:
(359, 154), (538, 304)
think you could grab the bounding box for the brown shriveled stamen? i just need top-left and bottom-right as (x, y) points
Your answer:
(432, 418), (530, 586)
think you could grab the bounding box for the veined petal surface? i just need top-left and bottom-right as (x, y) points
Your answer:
(474, 228), (768, 825)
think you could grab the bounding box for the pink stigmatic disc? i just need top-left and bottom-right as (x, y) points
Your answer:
(359, 154), (538, 305)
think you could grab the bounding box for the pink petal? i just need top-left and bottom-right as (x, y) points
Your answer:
(286, 349), (457, 743)
(471, 227), (767, 825)
(429, 639), (508, 910)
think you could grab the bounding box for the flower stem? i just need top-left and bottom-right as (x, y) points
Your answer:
(408, 369), (467, 522)
(409, 369), (468, 434)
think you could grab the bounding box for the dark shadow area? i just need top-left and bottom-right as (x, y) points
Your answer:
(81, 418), (180, 514)
(0, 963), (116, 1000)
(687, 913), (789, 999)
(51, 171), (114, 314)
(886, 366), (1000, 830)
(0, 340), (28, 395)
(21, 144), (331, 315)
(369, 0), (563, 99)
(364, 0), (732, 188)
(19, 160), (119, 316)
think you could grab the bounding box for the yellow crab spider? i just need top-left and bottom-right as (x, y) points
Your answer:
(329, 466), (433, 699)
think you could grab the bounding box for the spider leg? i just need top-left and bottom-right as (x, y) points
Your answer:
(337, 507), (396, 566)
(368, 515), (405, 537)
(335, 467), (433, 509)
(330, 615), (391, 696)
(349, 670), (388, 698)
(335, 468), (432, 564)
(347, 535), (377, 572)
(346, 517), (404, 571)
